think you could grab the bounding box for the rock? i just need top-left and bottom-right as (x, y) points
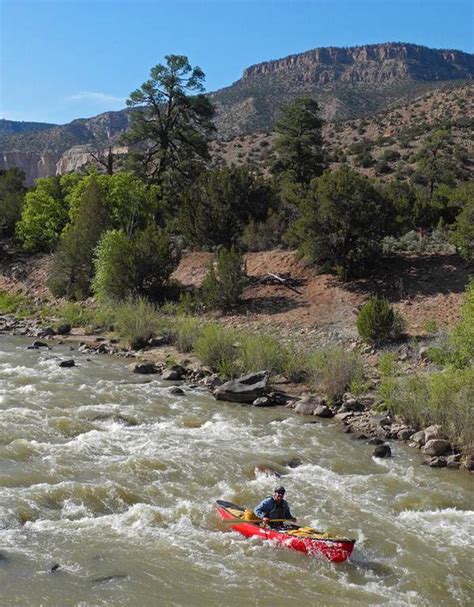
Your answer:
(267, 392), (292, 406)
(410, 430), (426, 446)
(214, 371), (269, 403)
(169, 387), (184, 395)
(313, 404), (334, 418)
(419, 346), (430, 360)
(253, 397), (273, 407)
(340, 398), (364, 412)
(51, 563), (60, 572)
(367, 437), (385, 445)
(424, 425), (444, 442)
(293, 397), (322, 415)
(397, 428), (416, 441)
(422, 456), (447, 468)
(370, 413), (391, 427)
(286, 458), (302, 468)
(59, 359), (75, 368)
(55, 323), (71, 335)
(148, 336), (169, 347)
(36, 326), (55, 337)
(446, 455), (461, 469)
(202, 374), (224, 389)
(342, 426), (352, 433)
(373, 444), (392, 458)
(31, 340), (49, 348)
(129, 362), (157, 375)
(461, 453), (474, 471)
(422, 439), (451, 456)
(162, 365), (186, 381)
(334, 411), (353, 422)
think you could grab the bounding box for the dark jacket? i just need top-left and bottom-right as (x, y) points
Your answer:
(254, 496), (294, 520)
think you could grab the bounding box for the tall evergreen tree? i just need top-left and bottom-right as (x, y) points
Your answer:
(272, 97), (324, 186)
(123, 55), (215, 187)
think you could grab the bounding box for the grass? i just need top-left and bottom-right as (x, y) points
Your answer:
(193, 324), (240, 377)
(114, 297), (160, 349)
(309, 347), (364, 403)
(0, 290), (35, 317)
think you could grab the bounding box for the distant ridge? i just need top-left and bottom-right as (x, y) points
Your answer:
(0, 42), (472, 181)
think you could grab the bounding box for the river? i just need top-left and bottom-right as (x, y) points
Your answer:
(0, 335), (472, 606)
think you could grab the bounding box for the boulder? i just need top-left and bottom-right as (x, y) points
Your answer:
(31, 340), (49, 348)
(397, 428), (416, 441)
(410, 430), (426, 446)
(162, 365), (186, 381)
(334, 411), (353, 422)
(373, 444), (392, 458)
(254, 465), (281, 478)
(422, 439), (451, 456)
(446, 455), (461, 469)
(253, 397), (273, 407)
(214, 371), (269, 403)
(286, 458), (302, 468)
(422, 456), (447, 468)
(340, 398), (364, 412)
(169, 387), (184, 395)
(313, 405), (334, 418)
(293, 396), (325, 415)
(59, 359), (75, 368)
(55, 323), (71, 335)
(424, 425), (444, 442)
(129, 362), (157, 375)
(36, 326), (55, 337)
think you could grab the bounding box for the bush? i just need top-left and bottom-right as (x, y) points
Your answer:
(172, 316), (202, 353)
(93, 226), (179, 302)
(380, 368), (474, 448)
(451, 280), (474, 367)
(0, 290), (34, 316)
(201, 247), (248, 311)
(193, 323), (239, 377)
(239, 333), (288, 375)
(309, 347), (364, 402)
(0, 168), (25, 237)
(357, 296), (405, 345)
(114, 297), (159, 349)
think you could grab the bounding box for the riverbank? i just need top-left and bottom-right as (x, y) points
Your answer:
(2, 311), (472, 473)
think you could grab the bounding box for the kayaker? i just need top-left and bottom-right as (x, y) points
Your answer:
(254, 486), (297, 525)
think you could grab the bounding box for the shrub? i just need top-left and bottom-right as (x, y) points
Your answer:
(239, 333), (288, 375)
(114, 297), (159, 349)
(193, 323), (239, 377)
(451, 280), (474, 367)
(172, 316), (202, 353)
(201, 247), (248, 311)
(0, 168), (25, 237)
(357, 296), (405, 345)
(0, 291), (34, 316)
(93, 230), (135, 301)
(309, 347), (364, 402)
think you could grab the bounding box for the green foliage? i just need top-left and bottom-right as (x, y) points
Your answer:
(423, 319), (439, 336)
(272, 97), (324, 185)
(201, 247), (248, 311)
(357, 296), (406, 345)
(451, 184), (474, 261)
(309, 347), (364, 402)
(239, 333), (288, 375)
(0, 290), (34, 316)
(378, 352), (399, 377)
(178, 166), (275, 248)
(451, 280), (474, 367)
(295, 167), (390, 279)
(48, 177), (110, 299)
(380, 368), (474, 448)
(172, 316), (202, 353)
(0, 168), (26, 236)
(16, 176), (71, 252)
(93, 226), (179, 302)
(193, 323), (239, 377)
(240, 211), (288, 251)
(114, 297), (159, 349)
(124, 55), (215, 188)
(51, 302), (94, 328)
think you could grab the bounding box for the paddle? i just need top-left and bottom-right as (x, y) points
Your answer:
(222, 517), (297, 525)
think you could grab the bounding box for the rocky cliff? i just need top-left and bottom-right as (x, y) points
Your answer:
(1, 42), (472, 182)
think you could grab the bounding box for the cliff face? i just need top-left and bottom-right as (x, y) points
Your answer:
(1, 43), (472, 181)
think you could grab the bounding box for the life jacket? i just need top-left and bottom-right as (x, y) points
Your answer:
(265, 496), (288, 519)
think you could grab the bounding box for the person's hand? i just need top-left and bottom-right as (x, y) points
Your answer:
(263, 517), (270, 524)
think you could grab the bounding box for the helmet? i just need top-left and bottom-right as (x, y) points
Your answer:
(274, 486), (286, 495)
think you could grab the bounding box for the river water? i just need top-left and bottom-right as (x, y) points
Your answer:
(0, 335), (472, 606)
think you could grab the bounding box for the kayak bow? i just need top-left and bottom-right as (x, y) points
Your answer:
(215, 499), (355, 563)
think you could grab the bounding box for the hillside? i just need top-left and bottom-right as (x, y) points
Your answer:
(211, 83), (473, 182)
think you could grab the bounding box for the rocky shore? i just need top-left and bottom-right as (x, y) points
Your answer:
(1, 313), (472, 473)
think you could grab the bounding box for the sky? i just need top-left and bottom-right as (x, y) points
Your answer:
(0, 0), (472, 125)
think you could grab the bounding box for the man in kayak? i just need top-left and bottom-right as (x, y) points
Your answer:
(254, 486), (297, 526)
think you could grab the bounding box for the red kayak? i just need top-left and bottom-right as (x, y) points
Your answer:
(215, 500), (355, 563)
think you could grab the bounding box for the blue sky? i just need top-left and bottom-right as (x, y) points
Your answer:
(1, 0), (472, 124)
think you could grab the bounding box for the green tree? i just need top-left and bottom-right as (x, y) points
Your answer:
(178, 166), (275, 248)
(124, 55), (215, 188)
(451, 186), (474, 261)
(357, 296), (405, 345)
(272, 97), (324, 186)
(414, 129), (461, 201)
(0, 168), (26, 237)
(16, 176), (75, 252)
(201, 247), (248, 311)
(93, 226), (179, 301)
(295, 167), (390, 279)
(48, 178), (111, 299)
